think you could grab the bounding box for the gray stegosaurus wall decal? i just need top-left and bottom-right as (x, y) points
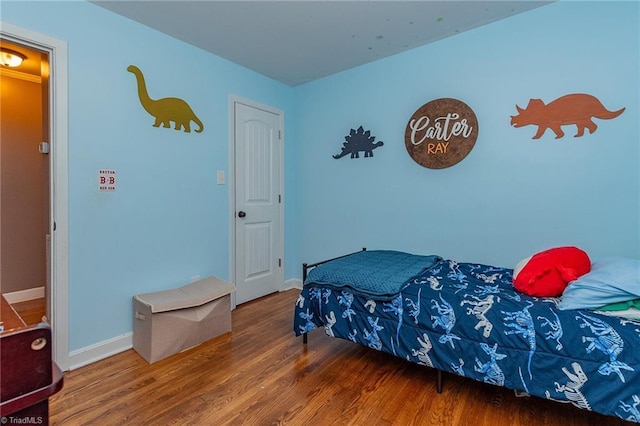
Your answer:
(333, 126), (384, 159)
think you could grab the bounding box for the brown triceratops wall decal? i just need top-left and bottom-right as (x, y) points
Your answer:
(127, 65), (204, 133)
(510, 93), (624, 139)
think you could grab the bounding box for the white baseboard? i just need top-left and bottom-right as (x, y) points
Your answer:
(68, 332), (133, 370)
(2, 286), (45, 303)
(283, 278), (302, 290)
(67, 280), (303, 370)
(2, 286), (134, 371)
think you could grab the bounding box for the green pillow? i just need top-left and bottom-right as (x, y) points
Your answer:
(594, 298), (640, 311)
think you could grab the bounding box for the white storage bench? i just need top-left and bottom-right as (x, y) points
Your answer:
(133, 276), (234, 363)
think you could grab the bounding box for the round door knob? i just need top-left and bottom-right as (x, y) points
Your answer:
(238, 211), (246, 218)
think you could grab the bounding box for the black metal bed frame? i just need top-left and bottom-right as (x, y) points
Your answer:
(300, 247), (443, 393)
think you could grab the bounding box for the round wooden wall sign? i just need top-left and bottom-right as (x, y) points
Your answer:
(405, 98), (479, 169)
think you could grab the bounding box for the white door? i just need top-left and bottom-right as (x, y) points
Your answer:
(233, 100), (283, 304)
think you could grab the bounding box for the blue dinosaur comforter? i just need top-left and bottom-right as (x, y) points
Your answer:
(294, 255), (640, 423)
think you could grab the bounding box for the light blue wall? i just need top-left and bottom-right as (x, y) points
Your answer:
(292, 1), (639, 270)
(2, 1), (638, 354)
(2, 1), (294, 351)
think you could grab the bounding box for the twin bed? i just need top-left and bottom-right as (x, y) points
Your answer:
(293, 249), (640, 423)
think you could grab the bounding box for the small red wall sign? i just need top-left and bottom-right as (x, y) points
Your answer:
(99, 169), (116, 191)
(405, 98), (479, 169)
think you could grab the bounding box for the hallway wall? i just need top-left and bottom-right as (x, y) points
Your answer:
(0, 72), (48, 295)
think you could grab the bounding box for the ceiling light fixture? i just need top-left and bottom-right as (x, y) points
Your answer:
(0, 48), (26, 67)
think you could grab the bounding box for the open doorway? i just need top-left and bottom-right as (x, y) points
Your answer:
(0, 22), (69, 370)
(0, 39), (50, 326)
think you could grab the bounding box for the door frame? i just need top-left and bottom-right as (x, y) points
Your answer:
(1, 22), (69, 371)
(228, 95), (284, 308)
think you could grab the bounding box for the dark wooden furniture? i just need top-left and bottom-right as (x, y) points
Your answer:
(1, 323), (64, 425)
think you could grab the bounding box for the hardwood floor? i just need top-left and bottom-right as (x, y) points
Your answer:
(47, 290), (629, 425)
(1, 295), (27, 331)
(11, 297), (46, 326)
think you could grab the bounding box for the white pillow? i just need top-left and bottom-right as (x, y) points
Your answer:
(559, 257), (640, 310)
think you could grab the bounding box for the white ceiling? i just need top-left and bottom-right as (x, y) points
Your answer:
(92, 0), (552, 87)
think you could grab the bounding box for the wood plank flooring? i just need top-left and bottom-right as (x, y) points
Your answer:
(10, 297), (45, 326)
(1, 295), (27, 332)
(47, 290), (629, 425)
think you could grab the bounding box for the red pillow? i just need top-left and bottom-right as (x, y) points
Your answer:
(513, 246), (591, 297)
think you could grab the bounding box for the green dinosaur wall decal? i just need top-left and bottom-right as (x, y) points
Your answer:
(127, 65), (204, 133)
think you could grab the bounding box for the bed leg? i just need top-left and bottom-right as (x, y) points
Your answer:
(303, 332), (308, 345)
(436, 369), (442, 394)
